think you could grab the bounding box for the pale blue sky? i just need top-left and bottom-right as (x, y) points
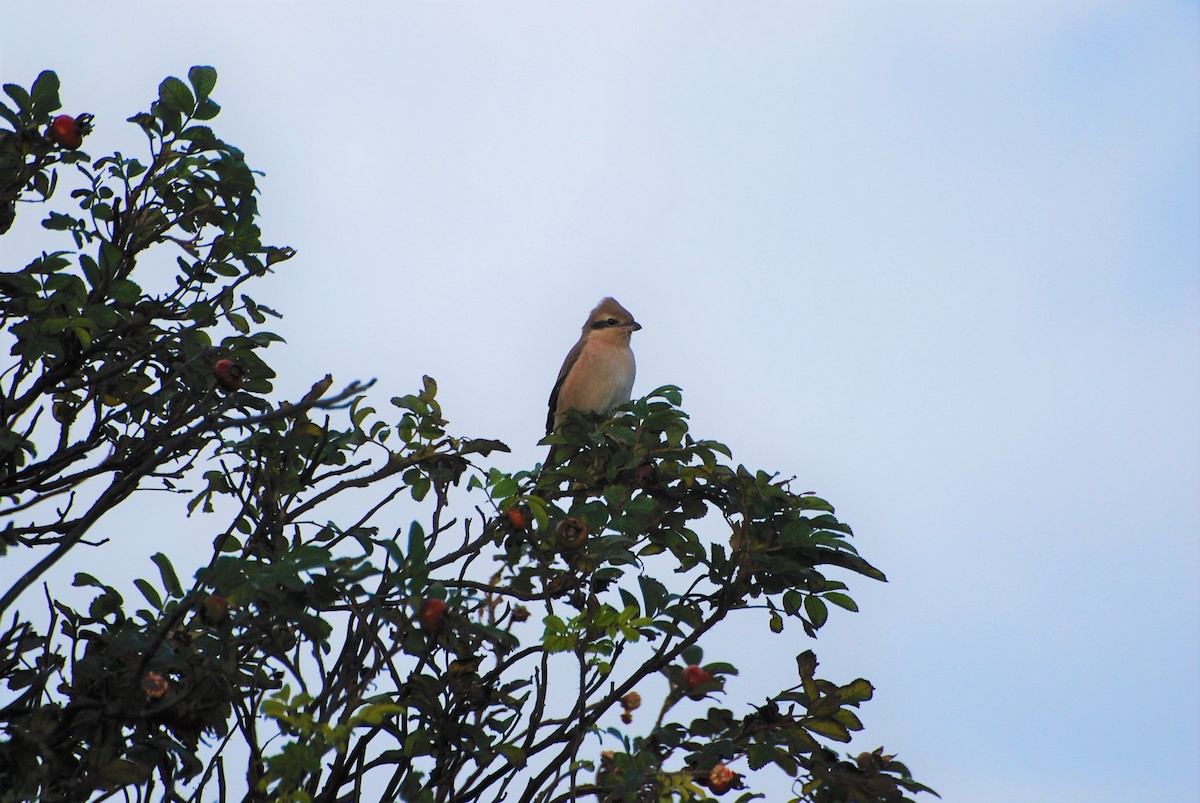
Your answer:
(2, 3), (1198, 801)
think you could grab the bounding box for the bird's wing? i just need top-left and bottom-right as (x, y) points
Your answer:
(547, 338), (585, 434)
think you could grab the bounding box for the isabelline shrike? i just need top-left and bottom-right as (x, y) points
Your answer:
(546, 297), (641, 435)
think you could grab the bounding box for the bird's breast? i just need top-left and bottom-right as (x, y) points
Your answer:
(557, 343), (636, 417)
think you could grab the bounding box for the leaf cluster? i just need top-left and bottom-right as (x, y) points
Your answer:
(0, 71), (90, 235)
(0, 69), (933, 803)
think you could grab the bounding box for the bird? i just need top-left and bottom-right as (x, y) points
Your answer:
(546, 297), (641, 435)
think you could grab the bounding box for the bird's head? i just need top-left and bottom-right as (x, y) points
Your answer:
(585, 297), (641, 340)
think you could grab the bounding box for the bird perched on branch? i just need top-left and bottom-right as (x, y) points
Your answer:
(546, 297), (641, 435)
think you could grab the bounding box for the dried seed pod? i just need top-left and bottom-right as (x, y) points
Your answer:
(142, 671), (169, 700)
(555, 517), (588, 551)
(707, 764), (738, 795)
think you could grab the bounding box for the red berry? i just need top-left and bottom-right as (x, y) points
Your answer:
(47, 114), (84, 150)
(418, 598), (447, 632)
(682, 664), (713, 694)
(201, 593), (229, 623)
(504, 508), (527, 530)
(213, 359), (244, 390)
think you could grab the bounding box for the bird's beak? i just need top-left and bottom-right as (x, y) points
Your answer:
(628, 321), (642, 332)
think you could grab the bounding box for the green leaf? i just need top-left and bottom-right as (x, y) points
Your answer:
(109, 279), (142, 304)
(823, 592), (858, 612)
(836, 678), (874, 705)
(407, 522), (427, 585)
(0, 101), (21, 129)
(804, 716), (851, 742)
(30, 71), (61, 116)
(71, 325), (92, 349)
(353, 405), (376, 429)
(89, 590), (124, 620)
(797, 494), (835, 512)
(42, 212), (82, 231)
(746, 742), (776, 770)
(804, 595), (828, 629)
(3, 83), (32, 115)
(350, 703), (405, 726)
(151, 552), (183, 598)
(179, 124), (216, 144)
(158, 76), (195, 114)
(79, 254), (103, 288)
(638, 575), (667, 618)
(215, 534), (242, 553)
(795, 650), (818, 680)
(497, 744), (526, 768)
(772, 749), (799, 776)
(73, 572), (103, 589)
(188, 65), (218, 101)
(664, 603), (702, 628)
(134, 579), (163, 611)
(680, 645), (703, 666)
(193, 98), (221, 121)
(651, 384), (683, 406)
(834, 708), (864, 732)
(782, 588), (802, 615)
(410, 474), (430, 502)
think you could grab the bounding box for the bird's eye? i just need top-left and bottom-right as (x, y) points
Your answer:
(605, 317), (618, 326)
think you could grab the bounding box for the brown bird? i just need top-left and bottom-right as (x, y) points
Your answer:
(546, 297), (641, 435)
